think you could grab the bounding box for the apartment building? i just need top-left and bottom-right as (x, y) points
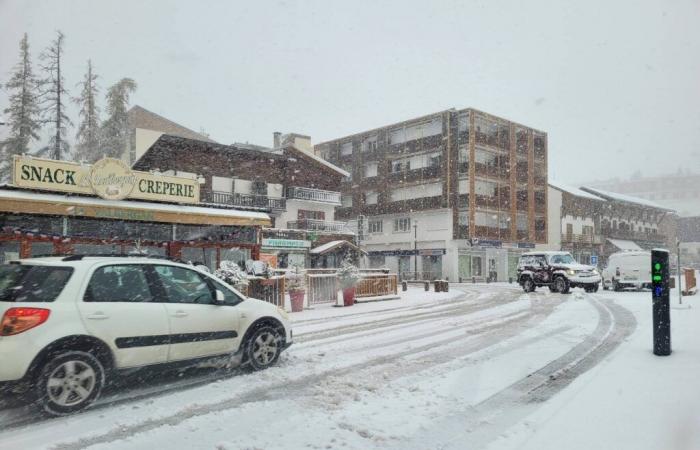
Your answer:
(133, 134), (357, 269)
(314, 108), (548, 281)
(548, 182), (674, 267)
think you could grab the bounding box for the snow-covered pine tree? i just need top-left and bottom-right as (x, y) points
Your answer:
(38, 30), (72, 160)
(73, 59), (100, 162)
(1, 33), (42, 172)
(100, 78), (136, 160)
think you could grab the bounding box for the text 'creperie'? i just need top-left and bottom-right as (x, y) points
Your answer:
(138, 179), (195, 198)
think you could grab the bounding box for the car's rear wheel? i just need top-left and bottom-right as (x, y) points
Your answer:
(36, 351), (105, 416)
(245, 326), (283, 371)
(613, 279), (622, 292)
(553, 276), (570, 294)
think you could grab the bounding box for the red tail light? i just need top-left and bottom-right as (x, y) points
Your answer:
(0, 308), (51, 336)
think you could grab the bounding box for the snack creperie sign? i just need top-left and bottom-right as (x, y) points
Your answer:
(12, 155), (200, 204)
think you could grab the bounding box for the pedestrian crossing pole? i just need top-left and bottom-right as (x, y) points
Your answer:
(651, 249), (671, 356)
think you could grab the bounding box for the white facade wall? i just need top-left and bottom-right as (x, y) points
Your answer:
(547, 186), (562, 251)
(275, 199), (338, 228)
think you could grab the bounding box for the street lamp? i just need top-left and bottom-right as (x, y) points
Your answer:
(413, 221), (418, 278)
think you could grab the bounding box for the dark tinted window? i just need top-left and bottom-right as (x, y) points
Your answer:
(0, 265), (73, 302)
(84, 265), (154, 302)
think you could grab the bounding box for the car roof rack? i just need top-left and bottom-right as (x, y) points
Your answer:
(60, 254), (177, 262)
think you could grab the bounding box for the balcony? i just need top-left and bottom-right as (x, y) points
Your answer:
(603, 229), (667, 243)
(201, 189), (286, 211)
(287, 219), (349, 233)
(286, 187), (341, 205)
(561, 233), (603, 245)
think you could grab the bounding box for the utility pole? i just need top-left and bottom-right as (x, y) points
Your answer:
(677, 238), (683, 305)
(414, 222), (418, 279)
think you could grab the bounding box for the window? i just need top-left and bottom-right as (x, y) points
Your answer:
(154, 265), (217, 304)
(340, 141), (353, 156)
(364, 161), (378, 178)
(251, 181), (267, 196)
(0, 265), (73, 302)
(364, 191), (379, 205)
(341, 194), (353, 207)
(394, 217), (411, 232)
(84, 265), (153, 303)
(582, 225), (594, 236)
(211, 176), (233, 193)
(298, 210), (325, 220)
(390, 160), (404, 173)
(368, 219), (383, 233)
(362, 136), (378, 152)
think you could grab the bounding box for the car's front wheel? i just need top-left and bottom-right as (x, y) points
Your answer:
(245, 326), (283, 371)
(36, 351), (105, 416)
(584, 284), (599, 293)
(553, 276), (570, 294)
(521, 277), (535, 293)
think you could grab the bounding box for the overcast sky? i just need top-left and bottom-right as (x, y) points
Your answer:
(1, 0), (698, 183)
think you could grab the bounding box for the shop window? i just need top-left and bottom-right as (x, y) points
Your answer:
(30, 242), (55, 257)
(181, 247), (217, 271)
(72, 243), (120, 255)
(369, 255), (386, 268)
(0, 241), (20, 264)
(220, 247), (251, 269)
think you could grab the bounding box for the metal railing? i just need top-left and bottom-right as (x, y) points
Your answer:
(306, 273), (338, 305)
(287, 219), (348, 232)
(201, 189), (286, 210)
(603, 229), (667, 243)
(355, 274), (398, 298)
(244, 276), (286, 307)
(286, 187), (341, 205)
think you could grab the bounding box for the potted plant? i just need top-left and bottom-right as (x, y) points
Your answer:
(214, 260), (249, 293)
(286, 266), (306, 312)
(337, 258), (360, 306)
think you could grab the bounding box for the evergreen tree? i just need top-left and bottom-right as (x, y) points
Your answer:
(1, 33), (42, 170)
(73, 59), (100, 162)
(100, 78), (136, 160)
(39, 30), (72, 160)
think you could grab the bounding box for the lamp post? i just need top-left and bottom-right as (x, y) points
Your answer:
(414, 221), (418, 279)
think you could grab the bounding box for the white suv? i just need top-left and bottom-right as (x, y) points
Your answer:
(0, 256), (292, 416)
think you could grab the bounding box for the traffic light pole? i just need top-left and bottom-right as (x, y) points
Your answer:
(651, 249), (671, 356)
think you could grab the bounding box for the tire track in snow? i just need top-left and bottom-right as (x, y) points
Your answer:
(414, 295), (636, 450)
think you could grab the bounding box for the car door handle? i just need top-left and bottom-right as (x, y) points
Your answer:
(87, 313), (109, 320)
(172, 311), (188, 318)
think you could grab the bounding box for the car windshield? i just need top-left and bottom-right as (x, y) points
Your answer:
(549, 254), (576, 265)
(0, 265), (73, 302)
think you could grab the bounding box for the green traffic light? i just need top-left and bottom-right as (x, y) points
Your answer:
(654, 263), (661, 271)
(653, 275), (662, 282)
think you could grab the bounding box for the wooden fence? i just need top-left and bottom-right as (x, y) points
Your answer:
(306, 273), (338, 305)
(355, 273), (398, 298)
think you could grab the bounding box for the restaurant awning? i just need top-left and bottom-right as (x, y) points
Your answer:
(607, 238), (643, 251)
(0, 188), (270, 227)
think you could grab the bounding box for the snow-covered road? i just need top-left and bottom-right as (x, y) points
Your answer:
(0, 285), (639, 449)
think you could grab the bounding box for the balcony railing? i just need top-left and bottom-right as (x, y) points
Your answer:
(286, 187), (341, 205)
(201, 189), (286, 210)
(287, 219), (349, 232)
(561, 233), (603, 245)
(603, 229), (667, 243)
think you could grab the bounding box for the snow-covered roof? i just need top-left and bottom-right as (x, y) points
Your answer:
(287, 146), (350, 178)
(0, 188), (270, 225)
(607, 239), (643, 251)
(310, 240), (365, 255)
(549, 181), (605, 201)
(580, 186), (672, 211)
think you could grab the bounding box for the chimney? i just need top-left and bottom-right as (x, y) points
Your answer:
(273, 131), (282, 148)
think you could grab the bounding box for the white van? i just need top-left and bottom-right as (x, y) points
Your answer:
(602, 251), (651, 291)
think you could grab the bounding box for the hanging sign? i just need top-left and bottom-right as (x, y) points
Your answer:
(12, 155), (200, 204)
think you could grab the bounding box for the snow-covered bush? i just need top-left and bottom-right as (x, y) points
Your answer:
(286, 266), (306, 293)
(337, 258), (361, 289)
(215, 260), (249, 290)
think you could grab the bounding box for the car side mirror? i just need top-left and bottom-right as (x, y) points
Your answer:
(214, 289), (225, 304)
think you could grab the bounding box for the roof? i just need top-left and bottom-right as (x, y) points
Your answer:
(607, 239), (643, 251)
(580, 186), (673, 211)
(310, 240), (366, 255)
(549, 181), (605, 201)
(0, 188), (270, 227)
(128, 105), (216, 143)
(285, 146), (350, 178)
